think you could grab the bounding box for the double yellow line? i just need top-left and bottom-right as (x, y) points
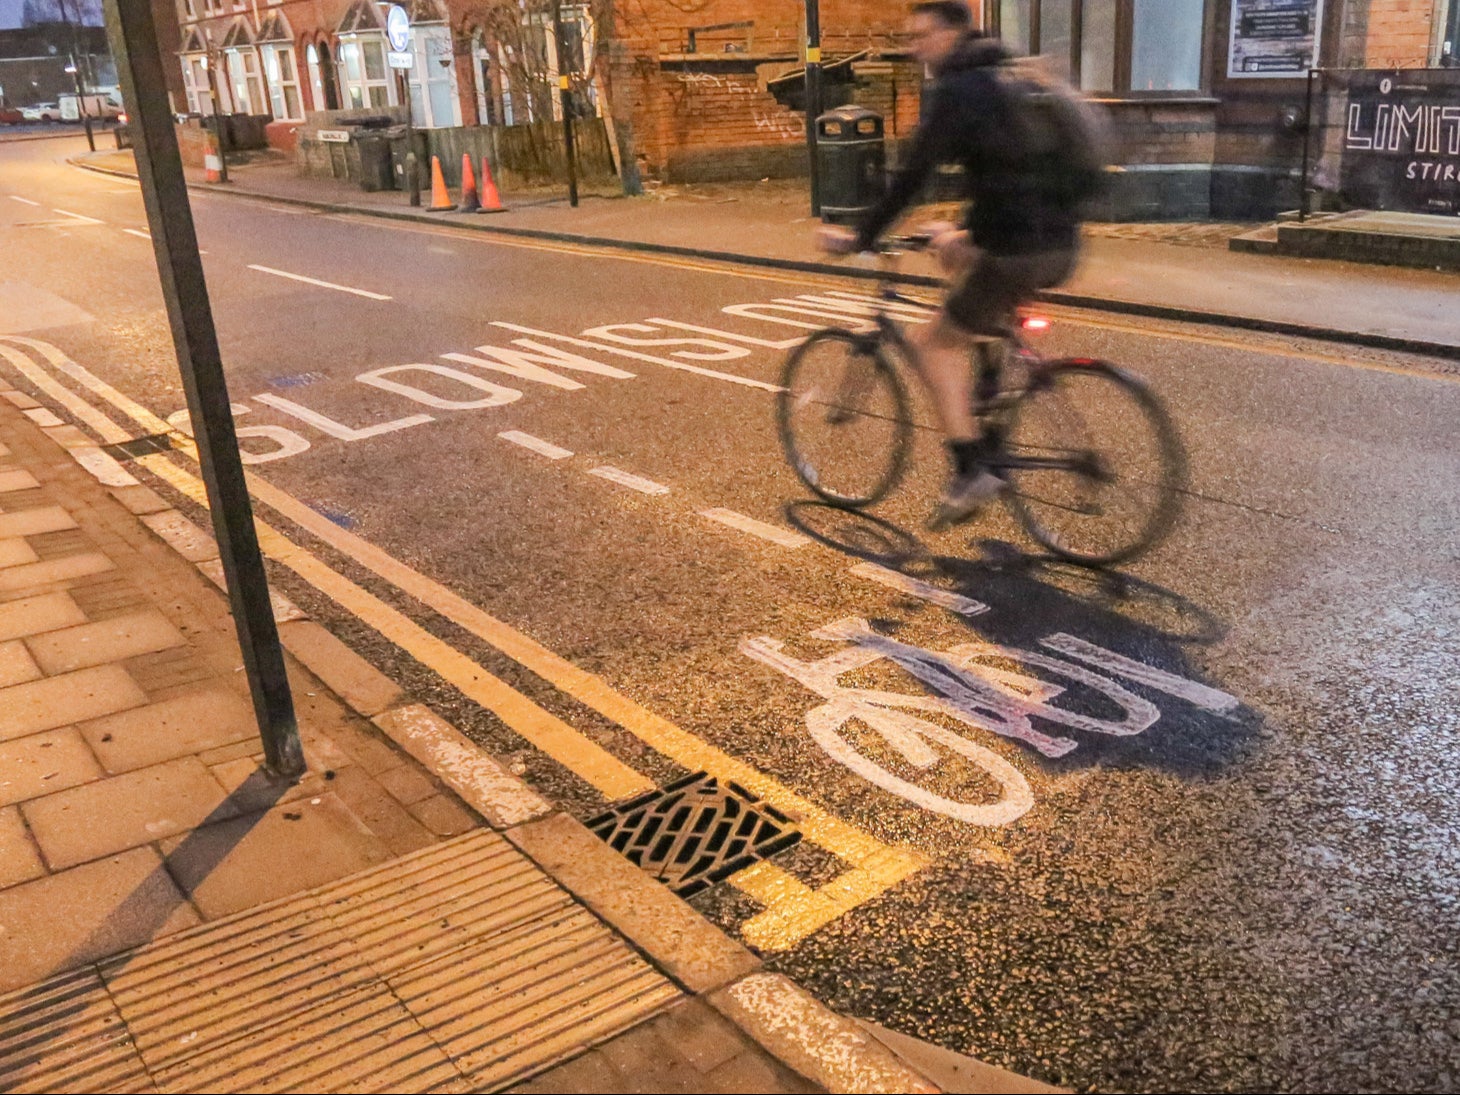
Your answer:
(0, 335), (927, 951)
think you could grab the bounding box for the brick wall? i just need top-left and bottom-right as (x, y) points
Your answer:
(1363, 0), (1439, 67)
(608, 0), (930, 183)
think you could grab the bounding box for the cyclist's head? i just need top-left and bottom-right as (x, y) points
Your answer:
(908, 1), (974, 68)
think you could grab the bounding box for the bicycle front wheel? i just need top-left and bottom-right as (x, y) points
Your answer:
(777, 328), (912, 509)
(1003, 360), (1186, 567)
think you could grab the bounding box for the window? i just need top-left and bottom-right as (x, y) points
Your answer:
(263, 45), (303, 119)
(991, 0), (1206, 94)
(181, 53), (211, 113)
(1438, 0), (1459, 66)
(1131, 0), (1203, 90)
(339, 37), (394, 109)
(225, 48), (265, 113)
(307, 42), (326, 111)
(406, 24), (461, 128)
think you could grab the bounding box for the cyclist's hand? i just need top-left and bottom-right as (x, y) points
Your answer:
(816, 225), (859, 255)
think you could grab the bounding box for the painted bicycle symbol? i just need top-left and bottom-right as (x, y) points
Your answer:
(741, 617), (1236, 826)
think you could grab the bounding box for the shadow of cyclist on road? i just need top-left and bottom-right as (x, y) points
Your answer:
(784, 500), (1257, 780)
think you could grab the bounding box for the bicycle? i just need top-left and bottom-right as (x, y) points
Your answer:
(776, 235), (1187, 567)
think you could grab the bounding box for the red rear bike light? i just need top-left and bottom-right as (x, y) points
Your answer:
(1021, 315), (1051, 332)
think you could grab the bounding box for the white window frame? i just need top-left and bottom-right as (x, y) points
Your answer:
(407, 23), (462, 128)
(262, 43), (303, 120)
(181, 52), (211, 114)
(225, 47), (265, 114)
(338, 35), (396, 110)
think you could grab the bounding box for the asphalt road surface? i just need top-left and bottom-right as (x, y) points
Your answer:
(3, 136), (1458, 1093)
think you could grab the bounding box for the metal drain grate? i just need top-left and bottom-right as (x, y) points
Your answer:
(100, 433), (175, 461)
(587, 772), (801, 897)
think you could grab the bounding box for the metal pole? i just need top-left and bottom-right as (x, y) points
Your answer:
(553, 0), (579, 208)
(68, 54), (95, 152)
(206, 52), (228, 183)
(401, 70), (419, 206)
(1299, 67), (1316, 223)
(58, 0), (95, 151)
(101, 0), (304, 778)
(804, 0), (822, 216)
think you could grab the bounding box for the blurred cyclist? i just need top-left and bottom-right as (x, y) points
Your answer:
(819, 0), (1083, 530)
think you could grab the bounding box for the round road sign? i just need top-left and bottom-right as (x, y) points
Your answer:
(386, 5), (411, 53)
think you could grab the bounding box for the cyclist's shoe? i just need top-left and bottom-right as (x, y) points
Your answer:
(927, 469), (1004, 532)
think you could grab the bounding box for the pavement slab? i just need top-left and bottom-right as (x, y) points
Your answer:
(0, 846), (200, 992)
(77, 689), (259, 773)
(0, 728), (103, 808)
(0, 664), (147, 741)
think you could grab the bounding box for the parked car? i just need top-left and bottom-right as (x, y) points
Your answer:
(0, 107), (23, 125)
(21, 103), (61, 122)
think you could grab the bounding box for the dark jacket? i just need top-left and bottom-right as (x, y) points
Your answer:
(853, 34), (1081, 256)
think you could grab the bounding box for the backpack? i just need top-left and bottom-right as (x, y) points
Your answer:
(992, 57), (1114, 209)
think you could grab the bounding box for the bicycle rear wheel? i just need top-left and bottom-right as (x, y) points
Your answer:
(777, 328), (912, 509)
(1002, 360), (1186, 566)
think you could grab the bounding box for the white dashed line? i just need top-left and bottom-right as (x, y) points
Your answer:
(498, 430), (573, 460)
(247, 264), (392, 301)
(122, 228), (150, 240)
(51, 208), (104, 224)
(9, 195), (40, 206)
(849, 562), (990, 616)
(700, 508), (810, 549)
(588, 466), (670, 495)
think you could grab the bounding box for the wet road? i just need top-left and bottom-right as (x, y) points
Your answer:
(3, 136), (1458, 1092)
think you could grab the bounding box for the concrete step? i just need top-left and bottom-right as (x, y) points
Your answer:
(1228, 223), (1280, 254)
(1275, 212), (1460, 271)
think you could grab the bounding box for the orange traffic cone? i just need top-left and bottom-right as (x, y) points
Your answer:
(426, 155), (454, 212)
(457, 153), (480, 213)
(476, 155), (505, 213)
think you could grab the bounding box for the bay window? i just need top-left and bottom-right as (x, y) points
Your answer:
(339, 36), (394, 109)
(992, 0), (1208, 94)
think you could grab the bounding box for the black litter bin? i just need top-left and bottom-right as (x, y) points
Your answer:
(357, 134), (395, 192)
(816, 105), (886, 223)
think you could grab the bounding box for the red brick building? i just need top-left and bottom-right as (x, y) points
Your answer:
(162, 0), (1458, 215)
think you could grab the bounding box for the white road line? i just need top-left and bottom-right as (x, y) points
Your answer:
(700, 508), (809, 549)
(247, 264), (392, 301)
(122, 228), (150, 240)
(491, 322), (783, 393)
(849, 562), (990, 617)
(498, 430), (573, 460)
(8, 195), (40, 206)
(588, 466), (670, 495)
(51, 208), (104, 225)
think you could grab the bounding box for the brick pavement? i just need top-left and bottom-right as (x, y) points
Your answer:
(0, 383), (962, 1092)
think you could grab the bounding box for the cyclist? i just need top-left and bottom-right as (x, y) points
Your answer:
(819, 0), (1082, 530)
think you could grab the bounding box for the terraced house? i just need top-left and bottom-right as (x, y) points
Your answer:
(162, 0), (1459, 217)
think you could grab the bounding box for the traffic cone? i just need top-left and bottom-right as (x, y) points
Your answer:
(426, 155), (454, 212)
(476, 155), (506, 213)
(457, 153), (480, 213)
(204, 132), (223, 183)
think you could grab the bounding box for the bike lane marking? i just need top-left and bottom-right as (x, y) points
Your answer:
(0, 336), (929, 952)
(498, 430), (573, 460)
(849, 563), (991, 617)
(587, 466), (671, 495)
(700, 508), (811, 549)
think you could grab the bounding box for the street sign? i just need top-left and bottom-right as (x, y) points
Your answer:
(387, 50), (413, 69)
(386, 4), (411, 52)
(318, 128), (350, 143)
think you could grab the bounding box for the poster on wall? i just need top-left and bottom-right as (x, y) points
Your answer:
(1339, 69), (1460, 216)
(1228, 0), (1325, 78)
